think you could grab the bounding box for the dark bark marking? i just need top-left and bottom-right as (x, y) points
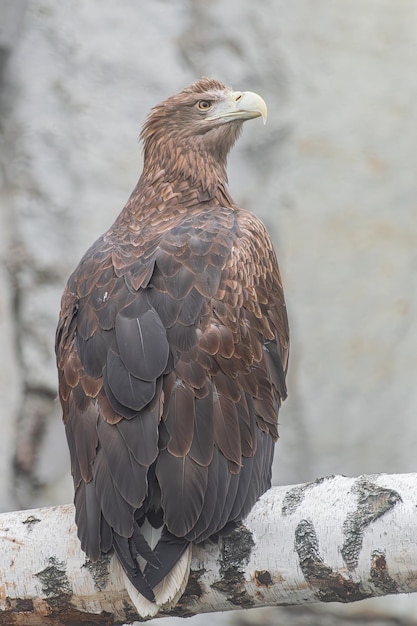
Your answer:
(295, 519), (371, 603)
(35, 556), (72, 607)
(369, 549), (398, 595)
(254, 569), (273, 587)
(211, 523), (255, 608)
(22, 515), (41, 531)
(9, 598), (34, 612)
(282, 476), (334, 516)
(180, 567), (205, 601)
(83, 554), (112, 590)
(0, 601), (114, 625)
(122, 599), (146, 623)
(33, 556), (112, 624)
(27, 556), (117, 624)
(341, 478), (402, 571)
(170, 568), (205, 618)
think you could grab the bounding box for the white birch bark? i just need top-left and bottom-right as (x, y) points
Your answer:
(1, 473), (416, 625)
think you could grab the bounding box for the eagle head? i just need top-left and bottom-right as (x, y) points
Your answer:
(141, 77), (267, 169)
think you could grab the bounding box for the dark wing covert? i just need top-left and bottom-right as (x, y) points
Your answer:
(56, 206), (289, 597)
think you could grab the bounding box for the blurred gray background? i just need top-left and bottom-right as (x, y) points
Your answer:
(1, 1), (416, 624)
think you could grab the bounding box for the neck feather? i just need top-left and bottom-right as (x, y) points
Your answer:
(143, 137), (230, 195)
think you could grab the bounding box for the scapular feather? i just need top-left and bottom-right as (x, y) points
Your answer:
(115, 305), (169, 381)
(105, 347), (156, 411)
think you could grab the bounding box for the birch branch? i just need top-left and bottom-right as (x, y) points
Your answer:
(1, 473), (417, 625)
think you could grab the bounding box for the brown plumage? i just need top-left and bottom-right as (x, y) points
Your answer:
(56, 77), (289, 614)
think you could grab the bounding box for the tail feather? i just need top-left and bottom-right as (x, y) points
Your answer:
(111, 544), (192, 618)
(111, 525), (192, 618)
(131, 524), (161, 569)
(113, 533), (155, 603)
(152, 544), (191, 607)
(144, 528), (189, 588)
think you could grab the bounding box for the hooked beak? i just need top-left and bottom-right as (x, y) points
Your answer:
(205, 90), (267, 125)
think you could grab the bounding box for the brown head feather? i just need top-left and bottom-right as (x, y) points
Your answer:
(140, 78), (243, 188)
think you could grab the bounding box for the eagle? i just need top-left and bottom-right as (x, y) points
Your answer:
(56, 78), (289, 616)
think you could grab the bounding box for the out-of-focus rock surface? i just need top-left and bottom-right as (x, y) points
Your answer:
(1, 0), (416, 623)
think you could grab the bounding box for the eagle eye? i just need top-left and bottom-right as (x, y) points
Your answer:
(196, 100), (213, 111)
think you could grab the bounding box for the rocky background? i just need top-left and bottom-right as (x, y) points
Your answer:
(1, 1), (417, 624)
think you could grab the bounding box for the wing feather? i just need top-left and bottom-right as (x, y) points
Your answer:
(165, 382), (195, 457)
(156, 451), (208, 537)
(104, 347), (156, 411)
(56, 202), (289, 602)
(65, 399), (98, 483)
(187, 446), (230, 541)
(146, 287), (183, 328)
(93, 446), (135, 537)
(97, 417), (148, 508)
(74, 480), (101, 561)
(212, 391), (241, 471)
(76, 329), (113, 378)
(188, 391), (214, 467)
(115, 301), (169, 381)
(116, 400), (159, 467)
